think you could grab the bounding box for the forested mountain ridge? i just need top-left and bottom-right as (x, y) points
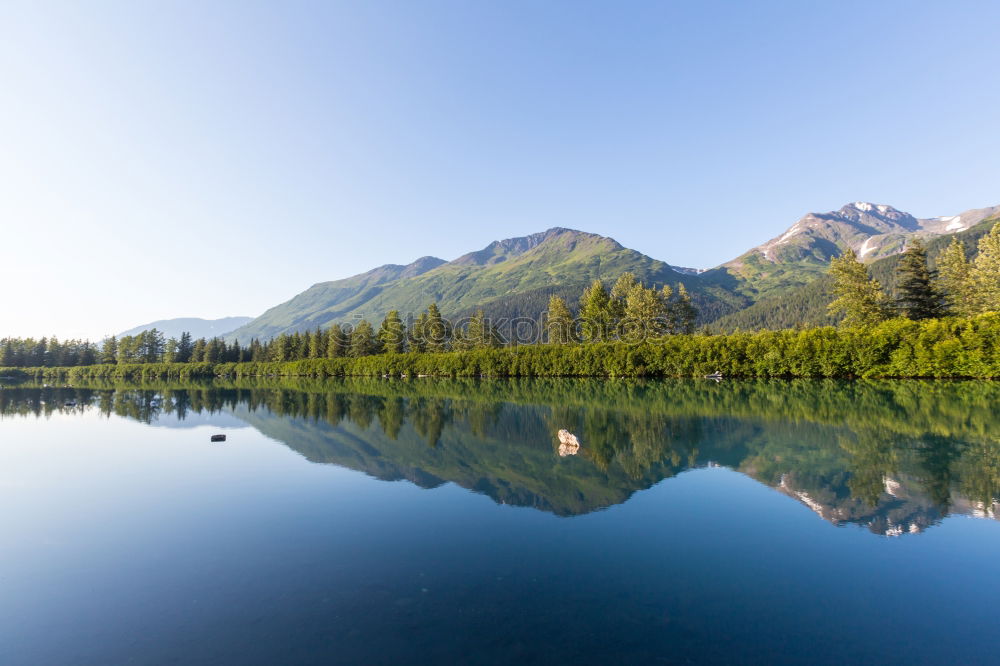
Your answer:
(229, 228), (745, 342)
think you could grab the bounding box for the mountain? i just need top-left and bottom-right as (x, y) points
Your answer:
(702, 202), (1000, 299)
(118, 316), (253, 340)
(711, 214), (1000, 331)
(230, 256), (447, 341)
(229, 228), (744, 342)
(227, 200), (999, 342)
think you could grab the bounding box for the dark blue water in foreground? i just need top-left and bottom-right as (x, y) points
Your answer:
(1, 378), (998, 665)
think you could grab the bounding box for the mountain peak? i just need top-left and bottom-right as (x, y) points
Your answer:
(450, 228), (620, 266)
(843, 201), (897, 214)
(827, 202), (917, 230)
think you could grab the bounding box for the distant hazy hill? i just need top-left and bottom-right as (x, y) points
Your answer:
(229, 228), (744, 342)
(118, 316), (253, 340)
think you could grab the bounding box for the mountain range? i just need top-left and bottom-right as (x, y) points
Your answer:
(207, 201), (999, 342)
(118, 316), (253, 341)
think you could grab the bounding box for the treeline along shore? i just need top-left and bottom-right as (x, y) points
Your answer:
(4, 314), (1000, 380)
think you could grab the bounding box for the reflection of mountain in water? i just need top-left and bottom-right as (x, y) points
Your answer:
(2, 379), (999, 534)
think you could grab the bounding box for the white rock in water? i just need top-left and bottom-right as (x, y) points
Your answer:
(557, 429), (580, 457)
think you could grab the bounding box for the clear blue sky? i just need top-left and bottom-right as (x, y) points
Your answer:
(2, 0), (999, 339)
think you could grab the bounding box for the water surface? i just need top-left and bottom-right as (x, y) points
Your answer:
(2, 378), (998, 664)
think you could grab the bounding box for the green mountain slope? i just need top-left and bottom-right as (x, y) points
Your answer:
(711, 217), (1000, 331)
(231, 228), (745, 341)
(229, 256), (446, 341)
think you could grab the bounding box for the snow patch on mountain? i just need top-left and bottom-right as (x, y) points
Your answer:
(857, 236), (878, 258)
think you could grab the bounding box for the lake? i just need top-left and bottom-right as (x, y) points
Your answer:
(1, 378), (998, 665)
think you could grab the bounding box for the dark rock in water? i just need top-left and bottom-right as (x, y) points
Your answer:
(211, 434), (226, 442)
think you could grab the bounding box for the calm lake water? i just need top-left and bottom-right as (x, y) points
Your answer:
(2, 378), (999, 665)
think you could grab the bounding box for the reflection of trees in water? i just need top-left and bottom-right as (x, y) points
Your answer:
(957, 441), (1000, 510)
(3, 378), (1000, 526)
(408, 398), (452, 447)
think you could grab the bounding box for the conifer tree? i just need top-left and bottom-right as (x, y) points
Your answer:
(163, 338), (179, 363)
(176, 332), (193, 363)
(44, 337), (63, 367)
(203, 337), (221, 364)
(0, 339), (14, 366)
(624, 284), (667, 340)
(895, 239), (943, 320)
(937, 237), (975, 316)
(326, 324), (347, 358)
(465, 309), (498, 349)
(139, 329), (165, 362)
(669, 284), (698, 334)
(580, 279), (613, 342)
(546, 295), (575, 344)
(424, 304), (449, 352)
(971, 224), (1000, 313)
(78, 343), (97, 366)
(409, 313), (429, 353)
(31, 338), (47, 366)
(100, 336), (118, 364)
(377, 311), (407, 353)
(349, 320), (377, 357)
(308, 328), (324, 359)
(190, 338), (207, 362)
(828, 250), (890, 327)
(609, 272), (640, 325)
(291, 332), (306, 360)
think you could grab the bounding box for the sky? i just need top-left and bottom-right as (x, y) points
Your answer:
(2, 0), (1000, 339)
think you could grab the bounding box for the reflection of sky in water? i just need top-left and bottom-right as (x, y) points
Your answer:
(1, 391), (1000, 665)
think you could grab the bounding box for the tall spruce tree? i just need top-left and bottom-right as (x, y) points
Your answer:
(828, 250), (890, 327)
(465, 309), (498, 349)
(580, 279), (613, 342)
(308, 328), (324, 359)
(203, 337), (222, 363)
(100, 336), (118, 364)
(546, 295), (575, 344)
(349, 320), (377, 357)
(409, 312), (429, 353)
(378, 311), (407, 353)
(895, 239), (943, 319)
(0, 339), (14, 366)
(937, 237), (975, 316)
(176, 332), (193, 363)
(423, 304), (450, 352)
(666, 284), (698, 334)
(609, 272), (640, 325)
(623, 284), (667, 340)
(971, 223), (1000, 313)
(326, 324), (347, 358)
(163, 338), (179, 363)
